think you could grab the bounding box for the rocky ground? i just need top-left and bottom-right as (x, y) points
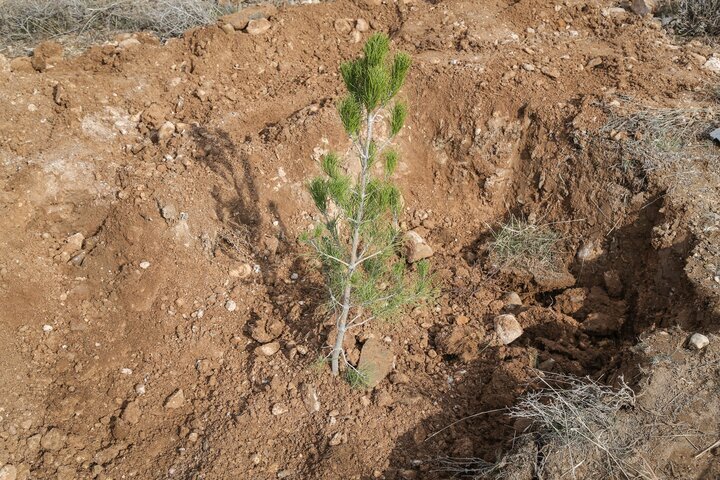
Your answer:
(1, 0), (720, 479)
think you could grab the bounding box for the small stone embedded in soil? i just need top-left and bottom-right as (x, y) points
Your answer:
(40, 427), (65, 451)
(271, 403), (288, 415)
(329, 432), (344, 446)
(225, 300), (237, 312)
(230, 263), (253, 278)
(0, 464), (17, 480)
(501, 292), (522, 306)
(139, 261), (151, 269)
(164, 389), (185, 409)
(256, 341), (281, 356)
(135, 383), (146, 395)
(494, 314), (523, 345)
(157, 121), (175, 142)
(358, 338), (394, 388)
(161, 203), (178, 221)
(121, 401), (141, 424)
(356, 18), (370, 32)
(301, 383), (321, 413)
(334, 18), (353, 34)
(404, 230), (434, 263)
(688, 333), (709, 350)
(246, 18), (271, 35)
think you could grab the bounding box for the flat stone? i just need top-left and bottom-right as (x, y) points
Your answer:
(494, 314), (523, 345)
(246, 18), (271, 35)
(256, 341), (281, 356)
(357, 338), (394, 388)
(164, 389), (185, 409)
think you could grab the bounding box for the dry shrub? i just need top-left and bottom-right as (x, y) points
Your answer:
(659, 0), (720, 37)
(436, 373), (659, 480)
(601, 97), (719, 175)
(0, 0), (233, 48)
(489, 216), (561, 272)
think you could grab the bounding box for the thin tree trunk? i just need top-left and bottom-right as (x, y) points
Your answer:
(330, 112), (374, 376)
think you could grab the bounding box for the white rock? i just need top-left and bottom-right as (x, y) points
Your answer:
(256, 341), (281, 356)
(120, 368), (133, 375)
(494, 314), (524, 345)
(0, 465), (17, 480)
(42, 324), (53, 332)
(134, 383), (146, 395)
(703, 57), (720, 74)
(225, 300), (237, 312)
(271, 403), (288, 415)
(139, 261), (151, 269)
(688, 333), (709, 350)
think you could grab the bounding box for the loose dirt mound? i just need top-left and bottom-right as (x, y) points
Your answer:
(1, 0), (720, 479)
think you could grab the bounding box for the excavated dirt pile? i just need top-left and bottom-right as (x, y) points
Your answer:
(1, 0), (720, 478)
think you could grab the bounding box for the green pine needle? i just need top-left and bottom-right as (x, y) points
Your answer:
(339, 96), (362, 136)
(384, 150), (399, 177)
(390, 102), (407, 137)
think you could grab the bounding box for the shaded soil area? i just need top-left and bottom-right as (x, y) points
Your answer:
(1, 0), (720, 478)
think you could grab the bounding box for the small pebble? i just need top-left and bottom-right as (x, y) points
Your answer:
(688, 333), (710, 350)
(225, 300), (237, 312)
(120, 368), (133, 375)
(139, 261), (151, 269)
(42, 324), (53, 332)
(135, 383), (146, 395)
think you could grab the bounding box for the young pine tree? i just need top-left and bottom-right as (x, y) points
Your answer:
(303, 33), (433, 377)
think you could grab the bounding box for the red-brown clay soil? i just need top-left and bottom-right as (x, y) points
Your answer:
(1, 0), (720, 478)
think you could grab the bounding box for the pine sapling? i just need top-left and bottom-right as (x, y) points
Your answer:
(303, 33), (433, 377)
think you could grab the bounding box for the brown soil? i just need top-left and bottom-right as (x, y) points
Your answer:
(1, 0), (720, 479)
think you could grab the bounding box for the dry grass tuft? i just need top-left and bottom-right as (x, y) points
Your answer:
(508, 373), (651, 479)
(0, 0), (233, 52)
(489, 216), (561, 272)
(436, 373), (657, 480)
(601, 98), (720, 176)
(659, 0), (720, 37)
